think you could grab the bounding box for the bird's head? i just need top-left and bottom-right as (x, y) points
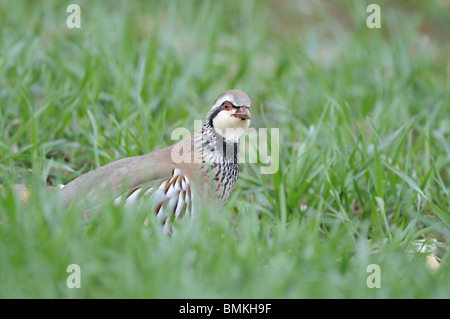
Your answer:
(206, 90), (251, 142)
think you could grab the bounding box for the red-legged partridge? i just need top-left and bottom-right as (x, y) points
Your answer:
(61, 90), (251, 232)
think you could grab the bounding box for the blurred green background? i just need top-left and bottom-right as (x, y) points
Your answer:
(0, 0), (449, 298)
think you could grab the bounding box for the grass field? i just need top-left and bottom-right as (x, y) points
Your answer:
(0, 0), (449, 298)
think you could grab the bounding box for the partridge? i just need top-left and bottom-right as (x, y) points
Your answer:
(61, 90), (251, 230)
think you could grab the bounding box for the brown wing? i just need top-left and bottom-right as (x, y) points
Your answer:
(61, 135), (196, 206)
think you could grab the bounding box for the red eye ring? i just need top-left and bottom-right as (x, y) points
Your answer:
(222, 101), (233, 111)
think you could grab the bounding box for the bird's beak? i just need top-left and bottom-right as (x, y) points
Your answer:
(233, 107), (251, 120)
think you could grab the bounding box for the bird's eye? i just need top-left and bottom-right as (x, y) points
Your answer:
(221, 101), (233, 111)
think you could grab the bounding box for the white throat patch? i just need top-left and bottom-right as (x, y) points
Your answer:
(212, 111), (250, 142)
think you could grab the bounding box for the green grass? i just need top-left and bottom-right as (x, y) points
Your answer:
(1, 0), (449, 298)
